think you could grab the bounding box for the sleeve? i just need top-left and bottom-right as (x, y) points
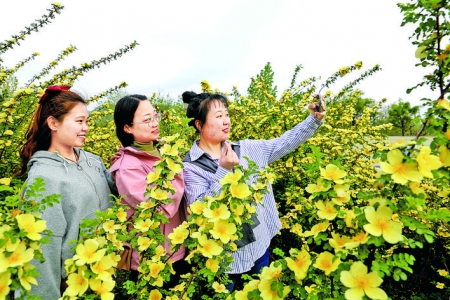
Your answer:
(102, 162), (118, 197)
(183, 163), (231, 206)
(115, 165), (182, 219)
(24, 172), (67, 300)
(252, 114), (323, 164)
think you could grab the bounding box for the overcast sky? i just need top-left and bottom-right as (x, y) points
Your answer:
(0, 0), (435, 106)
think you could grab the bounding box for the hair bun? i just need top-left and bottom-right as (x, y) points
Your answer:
(182, 91), (198, 104)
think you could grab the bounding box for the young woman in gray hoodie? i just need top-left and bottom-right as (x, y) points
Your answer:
(17, 86), (116, 300)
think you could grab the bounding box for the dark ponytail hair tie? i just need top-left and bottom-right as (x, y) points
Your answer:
(38, 85), (71, 104)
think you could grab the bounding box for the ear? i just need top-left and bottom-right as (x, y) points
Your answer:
(124, 124), (132, 134)
(47, 116), (59, 131)
(194, 120), (203, 132)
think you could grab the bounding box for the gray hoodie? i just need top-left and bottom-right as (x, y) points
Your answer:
(24, 148), (115, 300)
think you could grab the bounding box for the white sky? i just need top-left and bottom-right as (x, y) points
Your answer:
(0, 0), (435, 106)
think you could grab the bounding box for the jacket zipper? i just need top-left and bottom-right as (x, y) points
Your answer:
(75, 163), (101, 209)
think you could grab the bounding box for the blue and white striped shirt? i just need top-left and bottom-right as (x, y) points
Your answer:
(183, 114), (323, 274)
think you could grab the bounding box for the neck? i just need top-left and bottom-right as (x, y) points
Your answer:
(198, 139), (223, 158)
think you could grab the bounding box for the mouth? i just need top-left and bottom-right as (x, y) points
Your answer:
(223, 128), (230, 133)
(152, 129), (159, 135)
(78, 134), (86, 139)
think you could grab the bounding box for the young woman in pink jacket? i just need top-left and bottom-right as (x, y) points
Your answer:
(110, 94), (189, 288)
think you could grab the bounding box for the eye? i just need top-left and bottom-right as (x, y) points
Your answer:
(144, 118), (152, 122)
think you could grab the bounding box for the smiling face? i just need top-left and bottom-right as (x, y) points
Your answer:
(48, 102), (89, 152)
(126, 100), (159, 143)
(198, 100), (231, 144)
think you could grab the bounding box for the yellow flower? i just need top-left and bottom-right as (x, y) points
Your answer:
(0, 177), (12, 186)
(189, 201), (207, 215)
(438, 145), (450, 166)
(152, 245), (165, 262)
(212, 281), (228, 293)
(351, 232), (370, 246)
(437, 98), (450, 110)
(4, 130), (13, 136)
(219, 169), (243, 185)
(416, 146), (442, 178)
(147, 167), (162, 184)
(320, 164), (347, 184)
(305, 178), (331, 194)
(137, 236), (152, 251)
(329, 233), (357, 253)
(17, 263), (38, 291)
(167, 157), (182, 174)
(343, 209), (358, 229)
(313, 251), (341, 275)
(380, 149), (423, 184)
(65, 265), (89, 296)
(332, 184), (351, 205)
(203, 203), (230, 222)
(205, 258), (220, 272)
(230, 182), (252, 199)
(210, 219), (237, 243)
(409, 182), (425, 195)
(73, 239), (106, 266)
(116, 208), (127, 222)
(252, 182), (266, 190)
(198, 234), (223, 258)
(0, 242), (34, 272)
(258, 278), (290, 300)
(16, 214), (46, 240)
(340, 261), (388, 300)
(159, 144), (179, 156)
(134, 218), (155, 232)
(303, 220), (330, 238)
(0, 272), (12, 299)
(437, 269), (448, 277)
(149, 289), (163, 300)
(436, 282), (445, 289)
(161, 134), (180, 143)
(363, 206), (403, 244)
(150, 187), (168, 201)
(148, 261), (165, 278)
(285, 249), (311, 282)
(89, 278), (115, 300)
(168, 226), (189, 245)
(316, 200), (337, 220)
(102, 220), (120, 234)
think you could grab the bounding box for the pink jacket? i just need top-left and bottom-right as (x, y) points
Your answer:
(110, 146), (186, 270)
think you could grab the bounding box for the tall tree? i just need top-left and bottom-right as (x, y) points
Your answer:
(387, 99), (420, 136)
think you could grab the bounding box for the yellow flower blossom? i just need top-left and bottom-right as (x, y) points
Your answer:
(152, 245), (165, 262)
(210, 219), (237, 243)
(159, 144), (178, 156)
(168, 226), (189, 245)
(205, 258), (220, 272)
(285, 249), (311, 282)
(416, 146), (442, 178)
(366, 197), (386, 207)
(102, 220), (120, 234)
(203, 203), (230, 222)
(351, 232), (370, 246)
(0, 242), (34, 272)
(409, 182), (425, 195)
(212, 281), (228, 293)
(380, 149), (423, 184)
(4, 130), (13, 136)
(343, 209), (358, 229)
(303, 220), (330, 238)
(305, 178), (331, 194)
(147, 167), (162, 184)
(65, 265), (89, 296)
(258, 278), (290, 300)
(116, 208), (127, 222)
(0, 177), (12, 186)
(148, 289), (163, 300)
(137, 236), (152, 251)
(16, 214), (46, 240)
(134, 218), (154, 232)
(161, 134), (180, 143)
(438, 145), (450, 166)
(0, 272), (12, 299)
(332, 184), (351, 205)
(329, 233), (357, 253)
(313, 251), (341, 275)
(437, 269), (448, 276)
(198, 234), (223, 258)
(320, 164), (347, 184)
(230, 182), (252, 199)
(316, 200), (338, 220)
(167, 157), (182, 174)
(73, 239), (106, 266)
(363, 206), (403, 244)
(89, 278), (115, 300)
(150, 187), (168, 201)
(17, 263), (38, 291)
(436, 282), (445, 289)
(219, 169), (243, 185)
(189, 201), (207, 215)
(340, 261), (388, 300)
(148, 261), (165, 278)
(437, 98), (450, 110)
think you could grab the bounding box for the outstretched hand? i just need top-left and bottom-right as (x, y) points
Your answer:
(308, 94), (326, 120)
(219, 142), (240, 170)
